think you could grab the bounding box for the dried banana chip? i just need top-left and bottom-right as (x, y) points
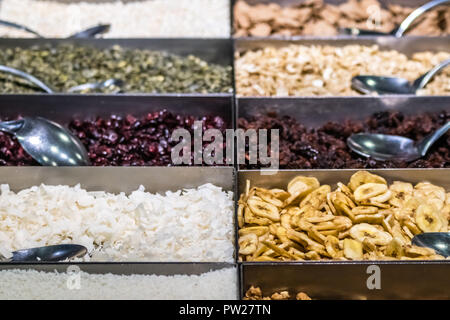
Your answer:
(349, 223), (392, 246)
(239, 233), (259, 255)
(415, 204), (444, 232)
(343, 238), (363, 260)
(354, 183), (388, 202)
(348, 171), (387, 192)
(248, 197), (281, 221)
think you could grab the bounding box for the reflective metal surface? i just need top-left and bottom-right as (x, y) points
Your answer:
(0, 19), (110, 38)
(347, 122), (450, 161)
(352, 59), (450, 94)
(0, 65), (54, 93)
(0, 117), (90, 166)
(0, 66), (124, 94)
(412, 233), (450, 257)
(67, 78), (124, 93)
(8, 245), (87, 262)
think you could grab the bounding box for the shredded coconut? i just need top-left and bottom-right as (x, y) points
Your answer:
(0, 183), (234, 262)
(0, 0), (230, 38)
(0, 267), (237, 300)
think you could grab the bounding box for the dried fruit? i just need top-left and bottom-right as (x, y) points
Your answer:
(354, 183), (388, 202)
(238, 171), (448, 261)
(415, 204), (444, 232)
(350, 223), (392, 246)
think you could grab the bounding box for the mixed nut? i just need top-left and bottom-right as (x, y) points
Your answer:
(244, 286), (312, 300)
(234, 0), (450, 37)
(238, 171), (449, 261)
(235, 44), (450, 96)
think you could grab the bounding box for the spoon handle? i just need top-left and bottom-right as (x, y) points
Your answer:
(0, 65), (54, 93)
(413, 59), (450, 90)
(395, 0), (450, 37)
(69, 24), (110, 39)
(0, 119), (25, 134)
(417, 122), (450, 157)
(0, 19), (42, 37)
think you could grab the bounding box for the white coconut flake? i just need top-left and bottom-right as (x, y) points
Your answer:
(0, 183), (234, 262)
(0, 0), (230, 38)
(0, 267), (238, 300)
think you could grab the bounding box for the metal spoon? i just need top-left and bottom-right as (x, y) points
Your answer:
(2, 245), (88, 262)
(340, 0), (450, 37)
(0, 117), (91, 166)
(347, 122), (450, 161)
(412, 233), (450, 258)
(0, 19), (110, 38)
(352, 58), (450, 95)
(0, 65), (124, 94)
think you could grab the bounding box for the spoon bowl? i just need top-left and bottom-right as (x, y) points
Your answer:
(10, 244), (88, 262)
(352, 58), (450, 95)
(412, 232), (450, 258)
(352, 76), (414, 95)
(347, 122), (450, 162)
(347, 133), (418, 161)
(0, 117), (90, 166)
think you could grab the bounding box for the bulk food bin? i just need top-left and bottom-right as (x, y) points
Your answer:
(236, 95), (449, 169)
(0, 167), (238, 299)
(0, 38), (234, 94)
(0, 94), (234, 166)
(232, 0), (450, 38)
(234, 36), (450, 97)
(237, 169), (450, 299)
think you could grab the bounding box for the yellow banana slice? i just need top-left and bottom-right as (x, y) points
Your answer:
(255, 188), (285, 208)
(354, 183), (388, 202)
(343, 238), (363, 260)
(348, 171), (387, 192)
(285, 176), (320, 205)
(389, 181), (414, 207)
(300, 185), (331, 209)
(325, 235), (340, 258)
(370, 190), (392, 203)
(270, 188), (290, 201)
(415, 204), (444, 232)
(239, 233), (258, 255)
(248, 198), (281, 221)
(404, 244), (436, 257)
(239, 226), (269, 237)
(385, 238), (404, 258)
(352, 206), (378, 215)
(349, 223), (393, 245)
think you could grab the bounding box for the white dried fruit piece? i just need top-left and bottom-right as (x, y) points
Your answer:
(370, 190), (392, 203)
(350, 223), (393, 245)
(348, 171), (387, 192)
(270, 188), (290, 201)
(385, 238), (405, 258)
(389, 181), (414, 207)
(285, 176), (320, 205)
(404, 244), (436, 257)
(325, 235), (341, 258)
(354, 183), (388, 202)
(255, 188), (285, 207)
(415, 204), (444, 232)
(239, 233), (259, 255)
(247, 198), (281, 221)
(343, 238), (363, 260)
(239, 226), (269, 237)
(352, 206), (378, 215)
(300, 185), (331, 209)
